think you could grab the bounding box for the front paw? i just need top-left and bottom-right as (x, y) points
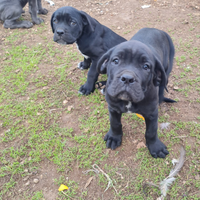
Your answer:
(146, 138), (169, 158)
(104, 131), (122, 150)
(79, 84), (95, 95)
(77, 62), (90, 70)
(32, 17), (44, 24)
(38, 8), (48, 15)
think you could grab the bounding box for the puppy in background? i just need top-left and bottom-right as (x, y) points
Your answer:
(51, 6), (126, 95)
(97, 28), (176, 159)
(0, 0), (48, 29)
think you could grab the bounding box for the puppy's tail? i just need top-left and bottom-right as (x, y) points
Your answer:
(163, 97), (176, 103)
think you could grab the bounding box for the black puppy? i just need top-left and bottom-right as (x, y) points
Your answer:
(0, 0), (48, 29)
(97, 28), (175, 158)
(51, 6), (126, 95)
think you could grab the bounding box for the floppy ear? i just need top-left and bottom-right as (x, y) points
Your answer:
(97, 49), (113, 74)
(50, 12), (55, 33)
(79, 11), (95, 32)
(153, 58), (167, 87)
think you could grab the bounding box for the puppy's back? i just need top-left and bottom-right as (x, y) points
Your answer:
(131, 28), (175, 75)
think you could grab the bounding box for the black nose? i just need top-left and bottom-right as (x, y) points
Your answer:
(120, 74), (135, 84)
(56, 29), (64, 36)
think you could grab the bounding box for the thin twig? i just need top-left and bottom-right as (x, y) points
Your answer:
(172, 135), (188, 139)
(119, 177), (129, 194)
(83, 164), (118, 194)
(115, 171), (124, 179)
(49, 108), (57, 113)
(61, 191), (75, 199)
(62, 91), (68, 98)
(57, 63), (66, 68)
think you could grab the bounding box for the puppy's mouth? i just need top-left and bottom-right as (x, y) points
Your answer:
(117, 91), (132, 101)
(107, 78), (145, 103)
(53, 35), (76, 45)
(55, 39), (67, 45)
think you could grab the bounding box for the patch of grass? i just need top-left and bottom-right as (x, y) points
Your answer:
(0, 30), (111, 199)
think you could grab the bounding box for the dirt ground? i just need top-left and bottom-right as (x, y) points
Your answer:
(0, 0), (200, 199)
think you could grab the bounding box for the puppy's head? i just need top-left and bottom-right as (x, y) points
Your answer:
(97, 40), (167, 103)
(51, 6), (95, 45)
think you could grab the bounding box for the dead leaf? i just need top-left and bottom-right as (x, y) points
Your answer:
(84, 177), (93, 189)
(137, 142), (146, 149)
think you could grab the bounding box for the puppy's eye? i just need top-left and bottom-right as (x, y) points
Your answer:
(71, 21), (77, 26)
(112, 58), (119, 65)
(53, 19), (58, 24)
(143, 64), (150, 70)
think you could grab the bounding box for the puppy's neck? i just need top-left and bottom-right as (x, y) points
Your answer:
(75, 42), (90, 59)
(126, 101), (132, 113)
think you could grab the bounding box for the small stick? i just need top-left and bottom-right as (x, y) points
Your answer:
(61, 191), (74, 199)
(115, 171), (124, 179)
(62, 91), (68, 98)
(172, 136), (188, 139)
(83, 164), (118, 194)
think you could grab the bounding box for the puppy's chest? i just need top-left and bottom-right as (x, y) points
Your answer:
(125, 101), (137, 113)
(75, 42), (90, 59)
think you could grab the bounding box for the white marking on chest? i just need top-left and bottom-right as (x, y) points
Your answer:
(126, 101), (132, 113)
(75, 42), (90, 59)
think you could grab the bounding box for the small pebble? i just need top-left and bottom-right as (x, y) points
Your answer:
(63, 100), (68, 105)
(23, 176), (29, 181)
(67, 105), (74, 111)
(173, 86), (179, 90)
(18, 189), (22, 193)
(33, 178), (39, 184)
(25, 181), (30, 186)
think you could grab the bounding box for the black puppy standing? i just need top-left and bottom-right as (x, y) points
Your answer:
(97, 28), (175, 158)
(0, 0), (48, 29)
(51, 6), (126, 95)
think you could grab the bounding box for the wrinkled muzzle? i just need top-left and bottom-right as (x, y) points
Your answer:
(107, 71), (145, 103)
(53, 28), (77, 45)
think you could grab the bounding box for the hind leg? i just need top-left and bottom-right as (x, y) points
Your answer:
(4, 19), (33, 29)
(28, 0), (43, 24)
(3, 7), (33, 29)
(37, 0), (48, 15)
